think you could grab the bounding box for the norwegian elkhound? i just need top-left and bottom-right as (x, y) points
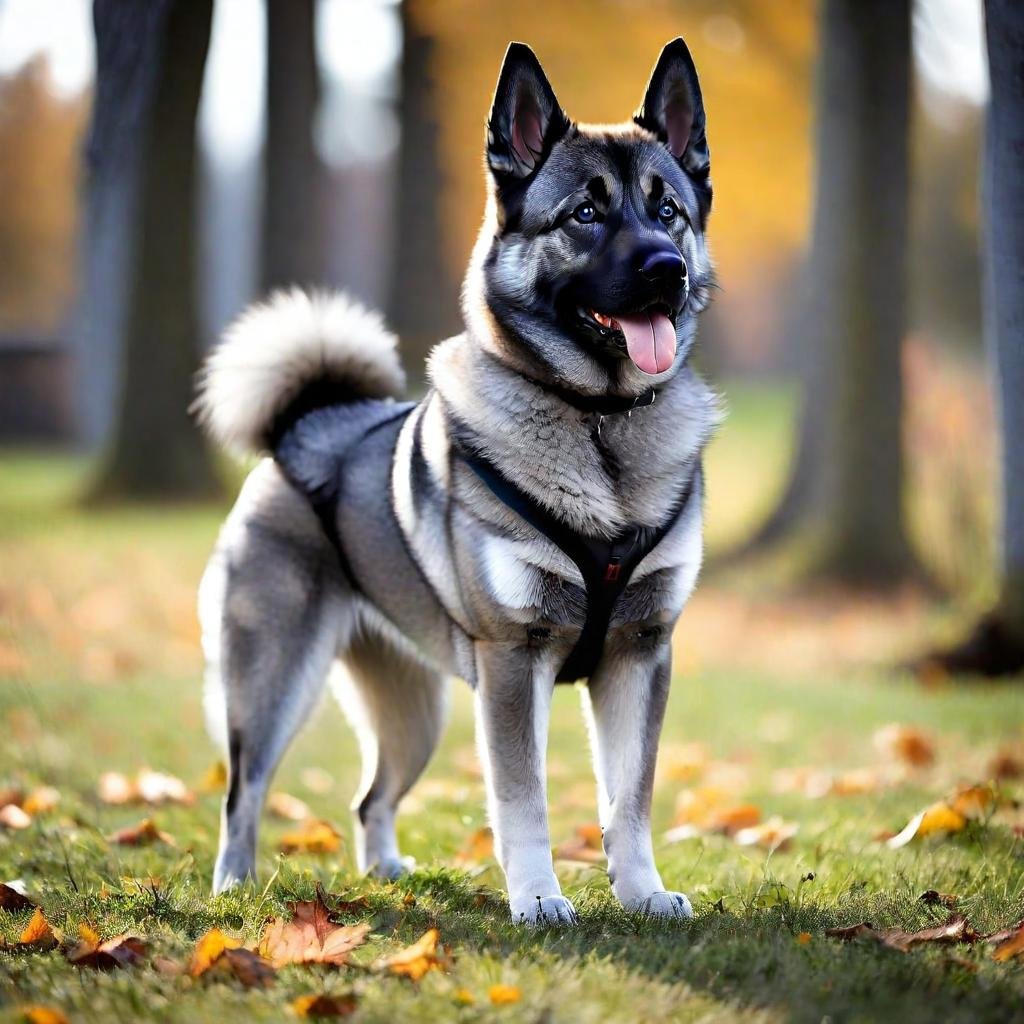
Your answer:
(195, 38), (717, 925)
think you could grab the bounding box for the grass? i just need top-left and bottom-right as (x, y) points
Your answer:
(2, 383), (1024, 1023)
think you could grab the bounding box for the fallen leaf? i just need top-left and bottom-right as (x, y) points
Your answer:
(454, 826), (494, 866)
(300, 767), (335, 794)
(152, 955), (185, 976)
(796, 932), (812, 945)
(989, 921), (1024, 962)
(292, 993), (358, 1018)
(877, 914), (979, 952)
(988, 749), (1023, 780)
(707, 804), (763, 835)
(0, 804), (32, 830)
(65, 924), (148, 969)
(267, 791), (312, 822)
(874, 724), (935, 767)
(919, 889), (959, 908)
(258, 885), (371, 968)
(278, 818), (343, 855)
(21, 787), (60, 816)
(733, 816), (799, 851)
(109, 818), (176, 847)
(189, 928), (243, 977)
(402, 891), (416, 908)
(19, 907), (57, 950)
(948, 783), (997, 820)
(825, 922), (875, 942)
(0, 882), (36, 911)
(135, 769), (193, 806)
(198, 760), (227, 793)
(886, 803), (966, 848)
(454, 989), (476, 1005)
(489, 984), (522, 1005)
(218, 947), (277, 988)
(377, 928), (449, 981)
(97, 772), (135, 805)
(553, 823), (605, 863)
(18, 1008), (69, 1024)
(659, 742), (710, 782)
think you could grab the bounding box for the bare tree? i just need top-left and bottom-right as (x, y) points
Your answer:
(262, 0), (324, 292)
(922, 0), (1024, 675)
(732, 0), (918, 585)
(91, 0), (219, 499)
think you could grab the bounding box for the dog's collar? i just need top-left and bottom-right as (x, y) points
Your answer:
(529, 377), (659, 417)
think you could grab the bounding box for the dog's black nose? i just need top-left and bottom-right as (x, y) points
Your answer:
(639, 249), (685, 285)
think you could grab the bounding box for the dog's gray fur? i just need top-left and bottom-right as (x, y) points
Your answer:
(196, 39), (717, 925)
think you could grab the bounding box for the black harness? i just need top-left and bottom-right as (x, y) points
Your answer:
(453, 389), (698, 683)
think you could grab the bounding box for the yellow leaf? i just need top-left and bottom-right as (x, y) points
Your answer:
(292, 993), (358, 1017)
(489, 984), (522, 1005)
(887, 803), (966, 849)
(21, 787), (59, 816)
(19, 907), (57, 949)
(377, 928), (449, 981)
(189, 928), (243, 977)
(454, 989), (476, 1005)
(199, 760), (227, 793)
(19, 1008), (69, 1024)
(278, 818), (343, 855)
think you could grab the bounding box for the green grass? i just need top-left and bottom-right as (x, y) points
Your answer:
(2, 387), (1023, 1023)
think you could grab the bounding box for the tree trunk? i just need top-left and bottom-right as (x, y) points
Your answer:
(388, 1), (461, 388)
(91, 0), (219, 500)
(262, 0), (324, 292)
(732, 0), (917, 586)
(986, 0), (1024, 641)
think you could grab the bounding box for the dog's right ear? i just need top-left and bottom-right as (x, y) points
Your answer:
(486, 43), (570, 185)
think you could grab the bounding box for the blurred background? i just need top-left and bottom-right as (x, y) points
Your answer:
(0, 0), (1018, 687)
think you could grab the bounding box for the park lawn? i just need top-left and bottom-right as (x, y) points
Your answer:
(2, 386), (1024, 1023)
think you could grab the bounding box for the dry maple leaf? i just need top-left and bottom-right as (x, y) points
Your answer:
(454, 826), (494, 866)
(876, 914), (979, 952)
(258, 884), (371, 968)
(948, 783), (998, 820)
(65, 923), (148, 970)
(292, 993), (359, 1018)
(989, 921), (1024, 962)
(18, 907), (58, 950)
(189, 928), (243, 977)
(218, 947), (277, 988)
(18, 1007), (69, 1024)
(489, 984), (522, 1005)
(0, 882), (36, 912)
(919, 889), (959, 908)
(825, 922), (876, 942)
(109, 818), (176, 847)
(377, 928), (450, 981)
(873, 724), (935, 767)
(553, 823), (605, 863)
(268, 791), (312, 822)
(278, 818), (343, 855)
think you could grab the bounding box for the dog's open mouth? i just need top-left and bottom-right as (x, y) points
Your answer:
(578, 305), (678, 375)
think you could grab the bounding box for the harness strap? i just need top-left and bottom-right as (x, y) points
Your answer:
(457, 443), (698, 682)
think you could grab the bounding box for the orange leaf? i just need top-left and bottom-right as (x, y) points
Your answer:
(553, 823), (605, 863)
(488, 984), (522, 1005)
(873, 724), (935, 767)
(796, 932), (812, 945)
(258, 884), (370, 968)
(454, 826), (494, 866)
(377, 928), (449, 981)
(65, 925), (148, 970)
(733, 816), (798, 851)
(949, 783), (997, 820)
(268, 791), (312, 822)
(21, 787), (59, 816)
(292, 993), (359, 1018)
(990, 921), (1024, 962)
(278, 818), (343, 855)
(108, 818), (176, 847)
(886, 803), (966, 849)
(189, 928), (243, 977)
(19, 1008), (69, 1024)
(19, 907), (57, 950)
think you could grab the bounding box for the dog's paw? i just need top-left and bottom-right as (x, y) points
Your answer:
(627, 891), (693, 920)
(212, 847), (255, 895)
(369, 855), (416, 881)
(511, 894), (579, 928)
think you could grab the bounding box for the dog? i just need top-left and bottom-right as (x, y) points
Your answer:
(194, 38), (717, 926)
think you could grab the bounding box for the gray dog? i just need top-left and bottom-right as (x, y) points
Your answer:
(195, 38), (717, 926)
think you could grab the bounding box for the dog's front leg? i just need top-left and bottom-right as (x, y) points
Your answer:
(474, 641), (577, 927)
(583, 641), (692, 919)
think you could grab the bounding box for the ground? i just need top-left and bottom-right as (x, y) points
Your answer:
(1, 383), (1022, 1023)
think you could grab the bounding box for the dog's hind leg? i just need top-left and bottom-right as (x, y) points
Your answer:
(201, 469), (350, 893)
(334, 618), (447, 878)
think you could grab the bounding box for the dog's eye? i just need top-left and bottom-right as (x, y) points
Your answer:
(635, 625), (662, 642)
(657, 199), (678, 223)
(573, 201), (597, 224)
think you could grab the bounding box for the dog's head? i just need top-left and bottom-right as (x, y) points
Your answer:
(465, 39), (714, 397)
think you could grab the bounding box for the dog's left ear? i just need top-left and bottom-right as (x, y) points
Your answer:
(634, 38), (710, 183)
(486, 42), (570, 184)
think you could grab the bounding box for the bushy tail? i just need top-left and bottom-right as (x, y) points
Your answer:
(193, 289), (405, 456)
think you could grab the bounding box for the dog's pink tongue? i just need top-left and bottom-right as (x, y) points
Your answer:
(615, 311), (677, 375)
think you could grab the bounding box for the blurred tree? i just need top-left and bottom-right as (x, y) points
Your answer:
(734, 0), (918, 585)
(91, 0), (219, 499)
(262, 0), (325, 291)
(389, 0), (462, 383)
(922, 0), (1024, 676)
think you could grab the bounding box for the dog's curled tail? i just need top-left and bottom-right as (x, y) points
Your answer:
(193, 288), (405, 456)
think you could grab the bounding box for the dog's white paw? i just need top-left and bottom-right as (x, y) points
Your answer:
(212, 851), (254, 895)
(511, 894), (579, 928)
(369, 855), (416, 880)
(628, 891), (693, 919)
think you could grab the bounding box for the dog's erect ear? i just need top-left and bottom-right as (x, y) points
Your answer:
(486, 42), (570, 183)
(634, 38), (710, 183)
